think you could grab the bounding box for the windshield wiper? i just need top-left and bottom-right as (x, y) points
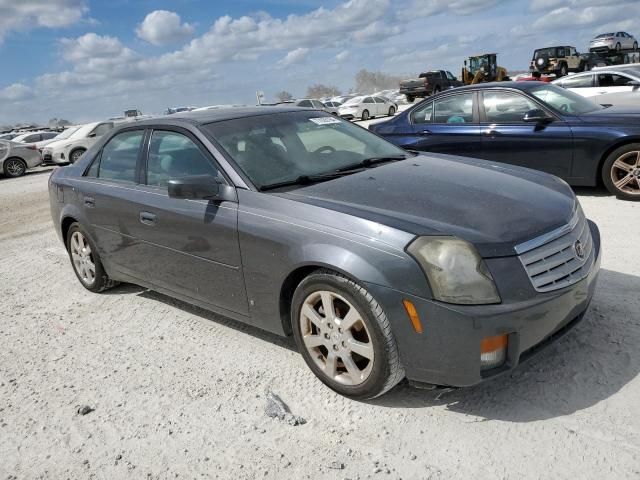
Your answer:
(259, 171), (360, 191)
(335, 154), (409, 172)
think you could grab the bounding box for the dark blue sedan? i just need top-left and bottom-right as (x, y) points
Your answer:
(369, 82), (640, 201)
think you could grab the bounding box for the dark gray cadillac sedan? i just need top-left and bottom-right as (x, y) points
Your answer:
(49, 107), (601, 399)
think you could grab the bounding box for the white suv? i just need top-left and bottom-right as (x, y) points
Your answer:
(42, 121), (114, 164)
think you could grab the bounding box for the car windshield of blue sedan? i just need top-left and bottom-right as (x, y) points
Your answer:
(204, 111), (408, 188)
(530, 84), (603, 115)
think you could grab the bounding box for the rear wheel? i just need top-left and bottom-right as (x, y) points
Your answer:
(3, 157), (27, 177)
(602, 144), (640, 201)
(388, 106), (396, 116)
(361, 110), (370, 121)
(66, 223), (118, 292)
(634, 41), (638, 50)
(616, 42), (622, 52)
(291, 270), (404, 399)
(406, 95), (414, 103)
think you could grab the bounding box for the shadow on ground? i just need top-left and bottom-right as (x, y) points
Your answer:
(372, 268), (640, 422)
(107, 268), (639, 423)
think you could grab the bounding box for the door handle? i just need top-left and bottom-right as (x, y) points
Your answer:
(139, 211), (157, 225)
(84, 196), (95, 207)
(418, 129), (432, 136)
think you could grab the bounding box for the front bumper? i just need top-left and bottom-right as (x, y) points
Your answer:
(365, 220), (601, 387)
(42, 150), (66, 165)
(339, 113), (355, 120)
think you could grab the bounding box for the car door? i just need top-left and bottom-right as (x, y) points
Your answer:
(390, 91), (481, 155)
(361, 97), (376, 117)
(478, 89), (574, 179)
(79, 128), (147, 276)
(594, 72), (638, 102)
(128, 127), (248, 315)
(374, 97), (387, 115)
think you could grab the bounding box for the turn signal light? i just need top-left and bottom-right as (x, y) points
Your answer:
(480, 334), (508, 370)
(402, 299), (423, 334)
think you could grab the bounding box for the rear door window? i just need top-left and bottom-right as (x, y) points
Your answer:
(561, 75), (594, 88)
(94, 130), (144, 183)
(433, 93), (474, 123)
(411, 101), (434, 124)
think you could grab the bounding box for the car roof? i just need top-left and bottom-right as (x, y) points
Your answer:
(113, 106), (308, 128)
(429, 82), (543, 93)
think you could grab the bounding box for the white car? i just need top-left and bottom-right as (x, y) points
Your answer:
(337, 96), (398, 121)
(42, 121), (114, 164)
(0, 140), (43, 177)
(589, 32), (638, 53)
(552, 67), (640, 107)
(11, 131), (59, 144)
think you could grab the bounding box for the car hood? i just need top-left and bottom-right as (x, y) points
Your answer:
(275, 154), (576, 257)
(578, 105), (640, 123)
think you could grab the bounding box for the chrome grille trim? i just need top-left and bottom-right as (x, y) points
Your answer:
(517, 207), (594, 293)
(514, 206), (580, 255)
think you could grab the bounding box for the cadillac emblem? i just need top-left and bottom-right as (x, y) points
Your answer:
(574, 240), (585, 259)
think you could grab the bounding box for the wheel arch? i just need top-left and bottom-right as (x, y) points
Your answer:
(61, 215), (79, 248)
(278, 263), (366, 336)
(597, 137), (640, 184)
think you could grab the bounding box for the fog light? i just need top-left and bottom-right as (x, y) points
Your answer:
(480, 334), (508, 370)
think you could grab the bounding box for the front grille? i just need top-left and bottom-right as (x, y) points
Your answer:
(517, 207), (594, 293)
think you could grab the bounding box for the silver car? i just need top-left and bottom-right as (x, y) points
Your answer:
(590, 32), (638, 53)
(0, 140), (43, 178)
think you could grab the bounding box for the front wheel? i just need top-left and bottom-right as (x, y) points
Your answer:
(66, 223), (119, 292)
(69, 148), (86, 164)
(361, 110), (370, 121)
(406, 95), (414, 103)
(388, 106), (396, 116)
(291, 270), (404, 399)
(3, 157), (27, 177)
(602, 144), (640, 201)
(616, 43), (622, 52)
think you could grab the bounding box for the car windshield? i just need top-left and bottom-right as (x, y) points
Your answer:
(343, 96), (363, 105)
(596, 33), (613, 38)
(55, 126), (80, 140)
(204, 111), (408, 189)
(530, 84), (603, 115)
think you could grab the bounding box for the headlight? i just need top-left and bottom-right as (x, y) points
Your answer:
(407, 236), (501, 305)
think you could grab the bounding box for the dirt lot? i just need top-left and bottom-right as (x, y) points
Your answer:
(1, 168), (639, 480)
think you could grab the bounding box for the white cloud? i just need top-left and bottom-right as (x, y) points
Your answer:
(0, 0), (87, 43)
(335, 50), (350, 62)
(136, 10), (194, 46)
(278, 47), (309, 67)
(0, 83), (32, 101)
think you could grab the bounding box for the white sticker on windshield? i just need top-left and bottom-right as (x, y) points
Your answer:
(309, 117), (342, 125)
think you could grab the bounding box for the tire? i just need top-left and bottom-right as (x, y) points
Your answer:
(69, 148), (86, 164)
(66, 223), (119, 292)
(433, 87), (441, 94)
(388, 106), (396, 116)
(634, 41), (638, 51)
(406, 95), (414, 103)
(3, 157), (27, 177)
(616, 43), (621, 52)
(601, 143), (640, 201)
(291, 269), (405, 399)
(558, 63), (568, 77)
(361, 110), (370, 121)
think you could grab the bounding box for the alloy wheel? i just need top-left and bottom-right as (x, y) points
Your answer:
(299, 290), (374, 386)
(71, 150), (84, 164)
(5, 158), (26, 177)
(70, 231), (96, 286)
(611, 150), (640, 196)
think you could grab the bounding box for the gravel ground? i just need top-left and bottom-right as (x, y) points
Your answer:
(0, 167), (639, 480)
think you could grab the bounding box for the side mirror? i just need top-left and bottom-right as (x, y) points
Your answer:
(523, 108), (552, 123)
(88, 132), (97, 138)
(168, 175), (237, 202)
(629, 80), (640, 90)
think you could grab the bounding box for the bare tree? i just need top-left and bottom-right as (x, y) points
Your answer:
(275, 91), (294, 102)
(354, 69), (403, 93)
(306, 84), (341, 99)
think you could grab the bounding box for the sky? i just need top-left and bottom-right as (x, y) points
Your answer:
(0, 0), (636, 125)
